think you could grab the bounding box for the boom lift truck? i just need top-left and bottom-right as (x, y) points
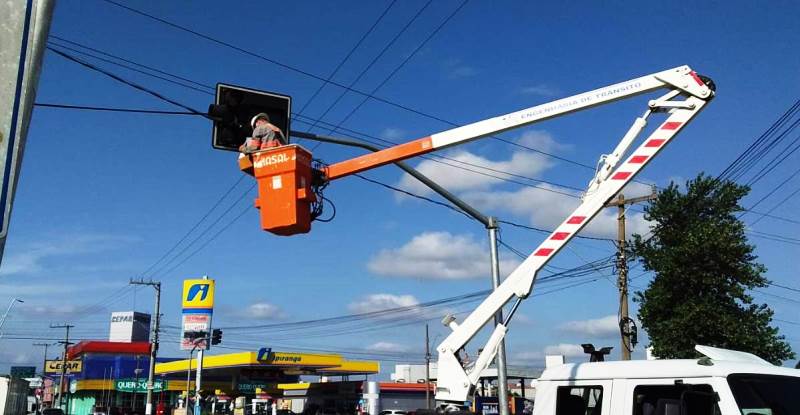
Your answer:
(216, 66), (800, 414)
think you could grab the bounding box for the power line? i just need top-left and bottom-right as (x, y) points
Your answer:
(42, 37), (591, 196)
(771, 282), (800, 294)
(46, 46), (209, 117)
(306, 0), (433, 133)
(138, 175), (246, 279)
(147, 184), (255, 279)
(93, 0), (604, 172)
(320, 0), (469, 139)
(296, 0), (399, 117)
(34, 103), (199, 115)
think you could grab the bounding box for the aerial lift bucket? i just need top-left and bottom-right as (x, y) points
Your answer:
(239, 145), (315, 235)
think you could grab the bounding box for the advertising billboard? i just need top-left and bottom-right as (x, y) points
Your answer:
(181, 277), (215, 350)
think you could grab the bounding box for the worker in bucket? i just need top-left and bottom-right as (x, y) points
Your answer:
(239, 113), (287, 153)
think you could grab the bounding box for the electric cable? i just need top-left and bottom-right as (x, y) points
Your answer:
(318, 0), (469, 140)
(306, 0), (433, 133)
(296, 0), (399, 117)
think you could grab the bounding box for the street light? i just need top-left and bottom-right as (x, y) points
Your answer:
(0, 298), (24, 341)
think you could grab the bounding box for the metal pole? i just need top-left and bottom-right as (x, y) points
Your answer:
(186, 347), (195, 411)
(133, 356), (142, 411)
(425, 324), (431, 410)
(291, 131), (490, 226)
(194, 349), (204, 415)
(0, 298), (23, 340)
(488, 217), (509, 415)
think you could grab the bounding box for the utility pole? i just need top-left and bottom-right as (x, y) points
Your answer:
(130, 278), (161, 415)
(487, 217), (509, 415)
(33, 342), (53, 376)
(424, 324), (431, 410)
(605, 191), (656, 360)
(50, 323), (73, 410)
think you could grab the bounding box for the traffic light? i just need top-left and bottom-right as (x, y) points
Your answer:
(211, 328), (222, 345)
(209, 83), (292, 152)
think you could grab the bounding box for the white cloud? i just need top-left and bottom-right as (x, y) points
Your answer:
(366, 341), (410, 353)
(511, 343), (587, 365)
(367, 232), (520, 279)
(442, 58), (478, 79)
(244, 302), (285, 320)
(520, 84), (560, 97)
(544, 343), (585, 358)
(558, 315), (619, 339)
(18, 304), (82, 318)
(517, 130), (569, 153)
(381, 128), (406, 141)
(511, 350), (544, 364)
(348, 293), (419, 314)
(0, 233), (136, 276)
(397, 149), (553, 196)
(463, 185), (651, 239)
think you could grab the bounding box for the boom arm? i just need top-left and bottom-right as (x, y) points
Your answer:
(430, 68), (714, 403)
(323, 65), (711, 180)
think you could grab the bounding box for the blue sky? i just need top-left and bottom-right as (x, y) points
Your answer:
(1, 0), (800, 374)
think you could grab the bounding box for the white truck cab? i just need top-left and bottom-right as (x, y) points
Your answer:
(532, 346), (799, 415)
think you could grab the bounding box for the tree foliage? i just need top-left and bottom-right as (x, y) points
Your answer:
(631, 174), (794, 364)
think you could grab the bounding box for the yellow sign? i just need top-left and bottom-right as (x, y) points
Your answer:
(45, 360), (82, 374)
(182, 278), (215, 310)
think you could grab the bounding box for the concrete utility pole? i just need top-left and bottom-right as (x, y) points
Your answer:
(130, 278), (162, 415)
(50, 323), (74, 410)
(33, 342), (53, 376)
(605, 191), (656, 360)
(487, 217), (509, 415)
(0, 0), (55, 265)
(425, 324), (431, 410)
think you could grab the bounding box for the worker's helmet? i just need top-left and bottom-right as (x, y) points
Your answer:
(250, 113), (271, 129)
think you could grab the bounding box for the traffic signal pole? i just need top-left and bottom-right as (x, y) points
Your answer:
(130, 278), (162, 415)
(292, 131), (509, 412)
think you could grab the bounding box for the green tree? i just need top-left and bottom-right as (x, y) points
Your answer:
(631, 174), (794, 364)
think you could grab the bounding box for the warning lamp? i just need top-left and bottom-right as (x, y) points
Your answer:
(209, 83), (292, 152)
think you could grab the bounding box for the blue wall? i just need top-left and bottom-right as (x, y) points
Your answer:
(77, 354), (180, 380)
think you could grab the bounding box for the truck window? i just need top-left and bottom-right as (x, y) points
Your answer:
(727, 374), (800, 415)
(633, 384), (720, 415)
(556, 386), (603, 415)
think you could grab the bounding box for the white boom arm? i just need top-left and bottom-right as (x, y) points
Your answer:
(434, 66), (714, 403)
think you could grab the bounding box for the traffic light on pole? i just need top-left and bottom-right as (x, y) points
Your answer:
(208, 83), (292, 152)
(211, 329), (222, 345)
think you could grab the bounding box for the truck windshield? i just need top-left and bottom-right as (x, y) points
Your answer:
(727, 374), (800, 415)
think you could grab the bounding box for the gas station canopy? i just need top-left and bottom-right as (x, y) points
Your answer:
(155, 350), (379, 378)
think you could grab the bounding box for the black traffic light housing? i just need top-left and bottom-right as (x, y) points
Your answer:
(209, 83), (292, 152)
(211, 328), (222, 345)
